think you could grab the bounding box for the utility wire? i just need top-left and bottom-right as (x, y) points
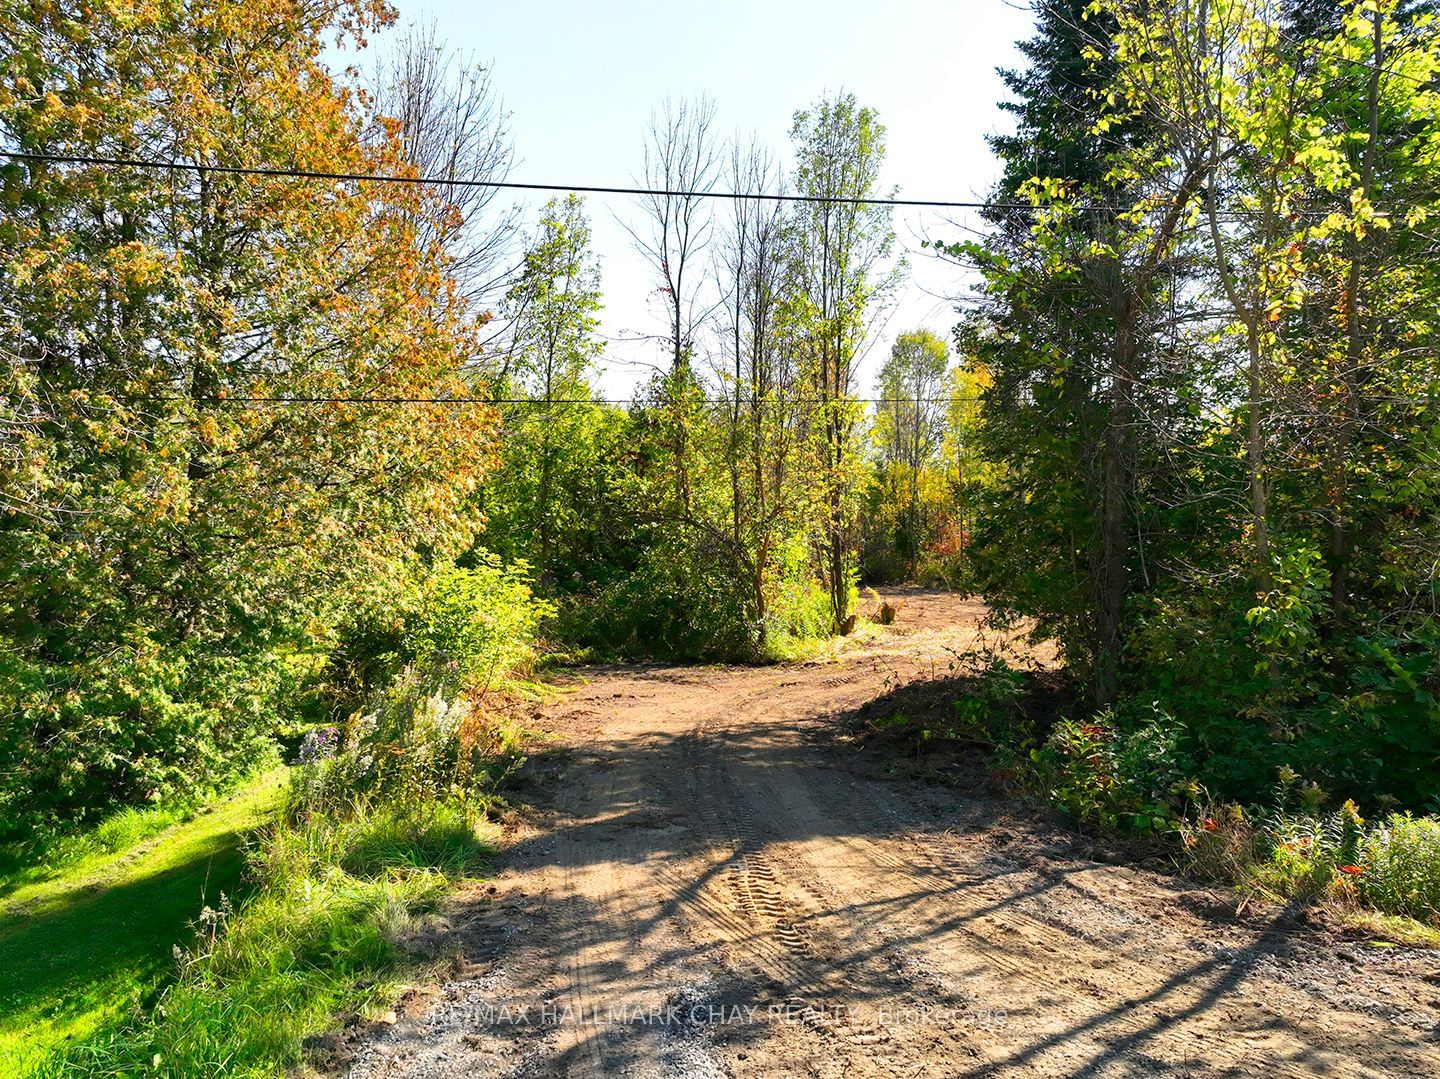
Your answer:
(99, 394), (983, 407)
(2, 150), (1321, 217)
(1, 150), (992, 208)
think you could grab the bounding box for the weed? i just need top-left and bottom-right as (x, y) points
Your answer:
(1359, 814), (1440, 924)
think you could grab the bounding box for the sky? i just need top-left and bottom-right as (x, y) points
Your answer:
(398, 0), (1036, 397)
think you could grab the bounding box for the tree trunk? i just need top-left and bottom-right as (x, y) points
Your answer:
(1246, 316), (1271, 593)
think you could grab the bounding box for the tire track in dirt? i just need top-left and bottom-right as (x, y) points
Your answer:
(700, 680), (1428, 1077)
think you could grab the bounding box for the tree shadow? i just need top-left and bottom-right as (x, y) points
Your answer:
(0, 821), (251, 1032)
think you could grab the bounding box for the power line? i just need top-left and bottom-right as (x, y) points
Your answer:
(3, 150), (1303, 217)
(2, 151), (990, 209)
(99, 394), (983, 407)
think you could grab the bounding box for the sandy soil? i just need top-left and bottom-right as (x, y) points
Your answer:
(338, 591), (1440, 1077)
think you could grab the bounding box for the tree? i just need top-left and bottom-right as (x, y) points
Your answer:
(626, 95), (720, 509)
(940, 355), (995, 563)
(0, 0), (496, 829)
(954, 1), (1151, 702)
(703, 137), (815, 641)
(487, 195), (604, 578)
(631, 95), (720, 377)
(954, 0), (1440, 804)
(874, 329), (949, 568)
(372, 20), (518, 317)
(788, 92), (899, 630)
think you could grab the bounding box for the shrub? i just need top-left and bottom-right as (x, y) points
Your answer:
(1027, 711), (1184, 832)
(761, 540), (841, 657)
(1126, 568), (1440, 811)
(320, 553), (552, 716)
(412, 557), (553, 693)
(46, 662), (503, 1079)
(556, 531), (768, 661)
(950, 658), (1029, 744)
(292, 668), (526, 819)
(1030, 715), (1131, 828)
(1155, 749), (1440, 926)
(1360, 814), (1440, 924)
(0, 644), (287, 843)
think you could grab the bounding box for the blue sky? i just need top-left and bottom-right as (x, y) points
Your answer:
(399, 0), (1035, 394)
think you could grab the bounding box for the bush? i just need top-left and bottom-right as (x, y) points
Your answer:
(1126, 571), (1440, 811)
(1027, 711), (1187, 832)
(293, 668), (528, 821)
(760, 538), (841, 657)
(1174, 794), (1427, 914)
(1178, 804), (1270, 884)
(413, 557), (553, 692)
(320, 553), (552, 716)
(1360, 814), (1440, 924)
(555, 531), (764, 661)
(0, 644), (287, 843)
(950, 658), (1029, 745)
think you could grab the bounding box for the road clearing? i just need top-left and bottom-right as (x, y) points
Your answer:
(343, 592), (1440, 1078)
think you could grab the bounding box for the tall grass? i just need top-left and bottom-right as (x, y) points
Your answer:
(1360, 815), (1440, 924)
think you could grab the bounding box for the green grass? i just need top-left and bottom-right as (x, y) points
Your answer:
(1342, 909), (1440, 949)
(0, 803), (191, 898)
(47, 797), (495, 1078)
(0, 773), (287, 1078)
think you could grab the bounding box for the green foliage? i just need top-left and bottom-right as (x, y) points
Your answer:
(0, 787), (239, 893)
(556, 531), (761, 661)
(0, 0), (495, 838)
(762, 547), (837, 654)
(298, 672), (511, 813)
(952, 0), (1440, 818)
(789, 92), (900, 629)
(412, 559), (554, 692)
(862, 329), (953, 581)
(1176, 796), (1372, 904)
(1244, 544), (1331, 665)
(1173, 795), (1440, 932)
(1027, 713), (1186, 832)
(485, 196), (608, 582)
(321, 554), (551, 717)
(34, 651), (508, 1078)
(949, 659), (1030, 742)
(1360, 814), (1440, 924)
(0, 645), (288, 843)
(1248, 801), (1368, 902)
(1128, 584), (1440, 806)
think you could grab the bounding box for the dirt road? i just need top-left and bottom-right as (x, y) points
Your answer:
(344, 592), (1440, 1077)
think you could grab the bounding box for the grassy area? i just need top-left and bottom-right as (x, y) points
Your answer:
(1342, 910), (1440, 949)
(0, 773), (287, 1078)
(49, 797), (495, 1078)
(1, 803), (192, 899)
